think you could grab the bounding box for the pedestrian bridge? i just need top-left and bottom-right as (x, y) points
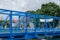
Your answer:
(0, 9), (60, 39)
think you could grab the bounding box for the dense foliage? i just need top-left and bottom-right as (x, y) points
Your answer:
(27, 2), (60, 17)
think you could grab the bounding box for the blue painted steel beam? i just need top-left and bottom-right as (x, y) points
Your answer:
(9, 11), (13, 40)
(25, 12), (28, 38)
(0, 12), (26, 16)
(34, 14), (37, 37)
(0, 12), (10, 15)
(17, 16), (20, 30)
(0, 9), (25, 13)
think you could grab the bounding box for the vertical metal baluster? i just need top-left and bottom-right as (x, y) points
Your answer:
(18, 16), (20, 30)
(34, 14), (37, 37)
(53, 18), (55, 36)
(44, 15), (46, 36)
(45, 16), (48, 35)
(38, 15), (40, 38)
(38, 15), (40, 28)
(25, 13), (28, 39)
(10, 11), (13, 40)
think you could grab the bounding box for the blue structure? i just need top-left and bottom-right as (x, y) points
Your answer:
(0, 9), (60, 40)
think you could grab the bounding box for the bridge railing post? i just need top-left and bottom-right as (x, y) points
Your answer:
(52, 17), (55, 36)
(17, 16), (20, 30)
(9, 11), (13, 40)
(25, 12), (28, 39)
(34, 14), (37, 37)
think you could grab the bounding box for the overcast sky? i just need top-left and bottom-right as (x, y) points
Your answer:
(0, 0), (60, 12)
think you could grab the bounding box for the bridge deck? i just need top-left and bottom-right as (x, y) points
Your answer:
(0, 28), (60, 37)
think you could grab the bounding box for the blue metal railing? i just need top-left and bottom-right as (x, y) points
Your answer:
(0, 9), (60, 39)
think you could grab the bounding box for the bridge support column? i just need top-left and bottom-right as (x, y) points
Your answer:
(9, 11), (13, 40)
(25, 13), (28, 39)
(34, 14), (37, 37)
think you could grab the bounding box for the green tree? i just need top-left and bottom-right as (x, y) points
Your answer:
(27, 2), (60, 17)
(41, 2), (60, 16)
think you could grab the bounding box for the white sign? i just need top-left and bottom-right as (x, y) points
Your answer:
(40, 18), (53, 22)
